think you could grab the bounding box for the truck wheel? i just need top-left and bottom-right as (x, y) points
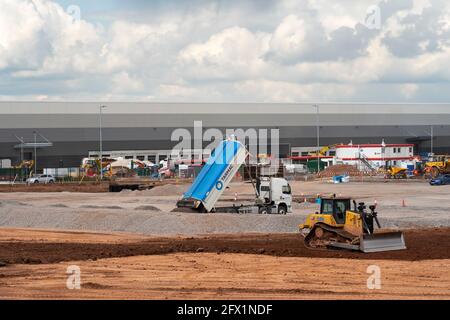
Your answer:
(277, 204), (287, 215)
(259, 207), (269, 214)
(34, 180), (39, 184)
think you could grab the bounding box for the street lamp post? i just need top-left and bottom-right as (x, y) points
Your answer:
(20, 136), (24, 163)
(99, 105), (107, 180)
(313, 105), (320, 173)
(430, 125), (433, 156)
(33, 131), (37, 174)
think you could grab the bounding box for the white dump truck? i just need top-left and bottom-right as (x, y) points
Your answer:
(176, 138), (292, 214)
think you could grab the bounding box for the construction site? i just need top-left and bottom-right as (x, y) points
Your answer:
(0, 136), (449, 300)
(4, 0), (450, 306)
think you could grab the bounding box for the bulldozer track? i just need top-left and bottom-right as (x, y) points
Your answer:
(304, 222), (357, 250)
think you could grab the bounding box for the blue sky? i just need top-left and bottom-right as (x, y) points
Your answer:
(0, 0), (449, 102)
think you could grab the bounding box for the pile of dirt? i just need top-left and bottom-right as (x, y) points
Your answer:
(141, 184), (188, 196)
(318, 164), (363, 178)
(134, 205), (161, 211)
(0, 228), (448, 265)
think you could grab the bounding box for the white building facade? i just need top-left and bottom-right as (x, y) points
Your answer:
(334, 143), (415, 170)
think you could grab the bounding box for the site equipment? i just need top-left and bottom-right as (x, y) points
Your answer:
(384, 166), (407, 179)
(425, 155), (450, 178)
(299, 196), (406, 253)
(308, 144), (336, 157)
(176, 138), (292, 214)
(14, 160), (34, 170)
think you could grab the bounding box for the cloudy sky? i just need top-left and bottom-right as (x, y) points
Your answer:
(0, 0), (449, 102)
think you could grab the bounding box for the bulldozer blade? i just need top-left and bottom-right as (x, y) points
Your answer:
(360, 232), (406, 253)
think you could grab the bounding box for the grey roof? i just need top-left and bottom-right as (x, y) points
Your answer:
(1, 102), (449, 130)
(1, 101), (450, 114)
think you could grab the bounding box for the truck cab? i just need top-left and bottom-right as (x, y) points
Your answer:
(256, 177), (292, 214)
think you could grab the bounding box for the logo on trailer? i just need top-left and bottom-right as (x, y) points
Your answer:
(220, 164), (234, 184)
(215, 181), (223, 190)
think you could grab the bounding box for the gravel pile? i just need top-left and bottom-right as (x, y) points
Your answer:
(134, 205), (161, 211)
(1, 181), (449, 235)
(138, 184), (189, 196)
(0, 203), (306, 235)
(1, 201), (447, 236)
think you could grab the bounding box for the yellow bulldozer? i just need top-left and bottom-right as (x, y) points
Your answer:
(299, 196), (406, 253)
(425, 155), (450, 178)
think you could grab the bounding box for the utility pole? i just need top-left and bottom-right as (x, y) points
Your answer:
(313, 104), (320, 173)
(20, 137), (24, 163)
(99, 105), (107, 180)
(430, 125), (434, 157)
(33, 131), (37, 174)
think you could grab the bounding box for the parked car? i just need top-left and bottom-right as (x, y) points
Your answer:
(26, 174), (56, 184)
(429, 174), (450, 186)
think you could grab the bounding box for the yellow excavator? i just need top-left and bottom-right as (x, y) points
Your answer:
(299, 196), (406, 253)
(308, 144), (335, 157)
(14, 160), (34, 170)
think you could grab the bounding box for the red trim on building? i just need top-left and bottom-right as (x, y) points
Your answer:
(289, 156), (334, 160)
(335, 144), (414, 149)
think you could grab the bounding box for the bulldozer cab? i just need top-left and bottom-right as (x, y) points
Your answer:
(320, 197), (350, 224)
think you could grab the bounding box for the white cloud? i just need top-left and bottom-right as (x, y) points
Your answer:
(400, 83), (419, 98)
(267, 15), (308, 63)
(111, 71), (144, 93)
(234, 79), (356, 102)
(0, 0), (449, 102)
(178, 26), (270, 80)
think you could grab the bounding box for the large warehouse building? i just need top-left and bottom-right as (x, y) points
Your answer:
(1, 102), (449, 170)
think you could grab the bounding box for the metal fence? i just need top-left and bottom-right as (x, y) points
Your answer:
(0, 168), (32, 182)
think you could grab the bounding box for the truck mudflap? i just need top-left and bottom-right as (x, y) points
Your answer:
(359, 231), (406, 253)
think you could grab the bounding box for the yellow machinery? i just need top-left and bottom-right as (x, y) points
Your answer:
(308, 145), (335, 157)
(299, 196), (406, 252)
(385, 166), (407, 179)
(425, 155), (450, 178)
(14, 160), (34, 170)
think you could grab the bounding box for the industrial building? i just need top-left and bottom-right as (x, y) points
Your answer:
(333, 142), (415, 170)
(0, 102), (449, 170)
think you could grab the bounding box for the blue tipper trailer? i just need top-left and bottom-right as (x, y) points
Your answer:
(176, 139), (247, 212)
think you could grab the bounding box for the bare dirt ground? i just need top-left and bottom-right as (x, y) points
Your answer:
(0, 228), (449, 299)
(0, 180), (449, 299)
(0, 182), (109, 193)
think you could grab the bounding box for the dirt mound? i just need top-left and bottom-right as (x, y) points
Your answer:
(0, 228), (448, 264)
(134, 205), (161, 211)
(318, 164), (362, 178)
(80, 205), (123, 210)
(141, 184), (188, 196)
